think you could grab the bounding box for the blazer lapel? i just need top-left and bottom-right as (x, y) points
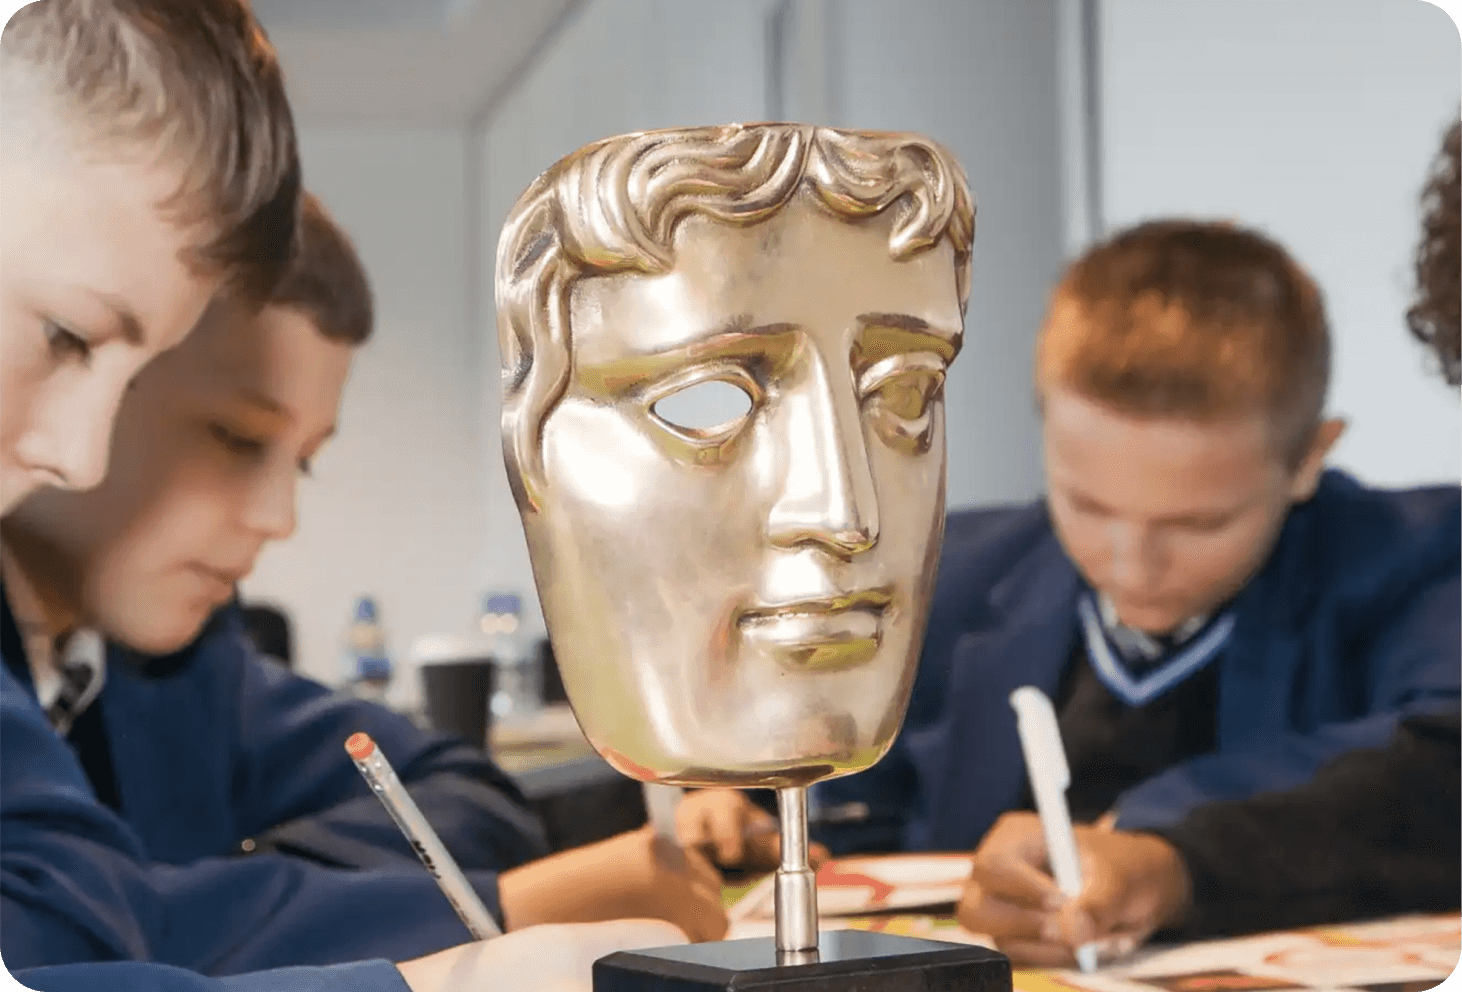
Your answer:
(1217, 502), (1317, 751)
(915, 531), (1082, 851)
(104, 641), (236, 863)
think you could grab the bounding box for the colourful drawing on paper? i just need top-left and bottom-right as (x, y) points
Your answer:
(1139, 971), (1306, 992)
(728, 853), (971, 922)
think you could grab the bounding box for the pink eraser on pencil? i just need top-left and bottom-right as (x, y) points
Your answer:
(345, 732), (376, 761)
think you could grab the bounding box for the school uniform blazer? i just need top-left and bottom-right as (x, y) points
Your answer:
(1, 603), (549, 980)
(815, 469), (1462, 854)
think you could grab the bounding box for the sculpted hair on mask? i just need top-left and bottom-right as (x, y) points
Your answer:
(496, 123), (975, 509)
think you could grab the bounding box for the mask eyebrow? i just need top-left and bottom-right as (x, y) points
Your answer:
(853, 312), (961, 371)
(578, 320), (800, 396)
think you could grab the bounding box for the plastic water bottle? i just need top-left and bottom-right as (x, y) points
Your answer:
(480, 592), (540, 724)
(343, 596), (393, 704)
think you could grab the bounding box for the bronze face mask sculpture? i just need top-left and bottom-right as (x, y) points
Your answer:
(498, 123), (974, 966)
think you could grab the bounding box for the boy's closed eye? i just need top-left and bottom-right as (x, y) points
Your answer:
(207, 421), (266, 459)
(206, 420), (319, 476)
(43, 319), (94, 366)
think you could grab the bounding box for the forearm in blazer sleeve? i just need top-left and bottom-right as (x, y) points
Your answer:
(1115, 574), (1460, 831)
(3, 671), (500, 975)
(7, 830), (506, 975)
(12, 958), (408, 992)
(230, 626), (548, 871)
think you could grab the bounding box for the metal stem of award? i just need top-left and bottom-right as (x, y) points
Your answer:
(774, 786), (819, 965)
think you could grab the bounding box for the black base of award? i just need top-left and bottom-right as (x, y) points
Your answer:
(593, 930), (1011, 991)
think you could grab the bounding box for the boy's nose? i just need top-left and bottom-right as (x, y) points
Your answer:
(17, 384), (120, 493)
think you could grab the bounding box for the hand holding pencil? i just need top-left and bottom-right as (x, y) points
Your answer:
(346, 732), (502, 939)
(346, 733), (692, 992)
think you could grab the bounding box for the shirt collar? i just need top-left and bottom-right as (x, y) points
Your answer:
(0, 542), (104, 731)
(1096, 593), (1211, 662)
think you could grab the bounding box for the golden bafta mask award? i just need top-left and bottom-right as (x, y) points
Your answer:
(498, 122), (1009, 991)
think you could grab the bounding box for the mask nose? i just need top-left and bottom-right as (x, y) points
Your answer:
(766, 359), (880, 559)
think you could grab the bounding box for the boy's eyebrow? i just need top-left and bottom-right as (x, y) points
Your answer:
(1064, 481), (1249, 524)
(237, 388), (286, 415)
(86, 291), (144, 346)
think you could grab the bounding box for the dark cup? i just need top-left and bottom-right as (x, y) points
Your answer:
(536, 637), (568, 705)
(420, 658), (494, 746)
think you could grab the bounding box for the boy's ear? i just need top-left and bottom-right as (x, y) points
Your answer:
(1288, 417), (1346, 502)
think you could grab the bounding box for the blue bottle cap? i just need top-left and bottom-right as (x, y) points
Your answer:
(358, 655), (391, 680)
(354, 597), (378, 622)
(483, 592), (521, 616)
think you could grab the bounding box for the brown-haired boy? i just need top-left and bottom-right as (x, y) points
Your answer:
(2, 191), (703, 992)
(939, 219), (1458, 962)
(1032, 121), (1462, 969)
(686, 218), (1460, 961)
(1, 4), (678, 989)
(0, 0), (300, 515)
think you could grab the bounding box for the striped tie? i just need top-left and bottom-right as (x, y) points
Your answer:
(45, 630), (105, 737)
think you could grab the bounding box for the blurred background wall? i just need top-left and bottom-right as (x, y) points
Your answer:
(238, 0), (1460, 706)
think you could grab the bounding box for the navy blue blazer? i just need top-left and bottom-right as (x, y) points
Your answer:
(816, 470), (1461, 854)
(12, 960), (408, 992)
(1, 603), (548, 984)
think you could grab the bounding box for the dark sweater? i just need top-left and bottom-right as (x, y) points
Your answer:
(1154, 707), (1461, 938)
(1016, 645), (1221, 824)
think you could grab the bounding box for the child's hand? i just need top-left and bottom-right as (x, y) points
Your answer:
(956, 811), (1191, 967)
(676, 789), (831, 870)
(1049, 826), (1192, 962)
(396, 919), (687, 992)
(499, 825), (729, 941)
(956, 811), (1071, 966)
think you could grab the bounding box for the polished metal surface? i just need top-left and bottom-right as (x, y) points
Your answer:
(497, 123), (974, 790)
(774, 786), (819, 958)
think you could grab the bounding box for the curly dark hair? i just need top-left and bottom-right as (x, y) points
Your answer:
(1407, 118), (1460, 386)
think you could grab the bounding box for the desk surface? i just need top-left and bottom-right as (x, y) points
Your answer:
(721, 906), (1459, 992)
(489, 704), (621, 800)
(1010, 914), (1460, 992)
(493, 716), (1462, 991)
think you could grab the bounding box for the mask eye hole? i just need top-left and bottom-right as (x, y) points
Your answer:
(651, 378), (755, 439)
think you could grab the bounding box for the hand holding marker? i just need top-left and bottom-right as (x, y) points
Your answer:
(1009, 686), (1097, 973)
